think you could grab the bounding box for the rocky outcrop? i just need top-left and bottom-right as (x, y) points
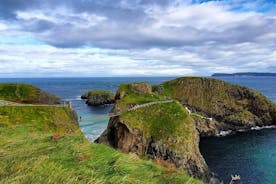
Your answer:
(96, 116), (210, 182)
(81, 90), (115, 106)
(155, 77), (276, 136)
(115, 82), (152, 100)
(96, 77), (276, 183)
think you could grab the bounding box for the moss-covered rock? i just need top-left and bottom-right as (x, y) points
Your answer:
(0, 83), (60, 104)
(81, 90), (115, 106)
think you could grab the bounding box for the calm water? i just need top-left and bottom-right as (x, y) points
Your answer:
(0, 76), (275, 183)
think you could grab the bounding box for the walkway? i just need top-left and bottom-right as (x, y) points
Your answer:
(0, 100), (72, 108)
(108, 100), (212, 121)
(108, 100), (174, 117)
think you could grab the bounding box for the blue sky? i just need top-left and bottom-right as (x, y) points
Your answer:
(0, 0), (275, 77)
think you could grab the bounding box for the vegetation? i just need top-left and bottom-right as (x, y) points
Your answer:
(153, 77), (276, 124)
(0, 83), (60, 104)
(0, 106), (202, 183)
(120, 102), (195, 149)
(115, 83), (168, 111)
(81, 90), (114, 99)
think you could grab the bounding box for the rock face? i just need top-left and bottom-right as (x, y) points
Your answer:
(81, 90), (115, 106)
(96, 82), (211, 182)
(155, 77), (276, 136)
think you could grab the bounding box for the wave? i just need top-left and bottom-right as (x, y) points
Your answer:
(216, 130), (232, 137)
(251, 125), (276, 130)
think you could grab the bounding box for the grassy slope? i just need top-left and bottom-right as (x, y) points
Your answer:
(154, 77), (274, 122)
(115, 83), (167, 112)
(0, 83), (60, 104)
(120, 102), (194, 149)
(82, 90), (114, 98)
(0, 105), (202, 184)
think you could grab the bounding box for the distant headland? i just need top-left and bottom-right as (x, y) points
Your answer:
(212, 72), (276, 77)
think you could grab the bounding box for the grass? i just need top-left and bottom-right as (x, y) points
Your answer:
(0, 105), (203, 184)
(153, 77), (274, 118)
(120, 102), (195, 149)
(0, 83), (60, 104)
(82, 90), (114, 98)
(115, 83), (168, 111)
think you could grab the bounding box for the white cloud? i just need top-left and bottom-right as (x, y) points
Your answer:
(0, 0), (275, 76)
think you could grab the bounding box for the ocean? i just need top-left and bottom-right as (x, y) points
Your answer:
(0, 76), (275, 184)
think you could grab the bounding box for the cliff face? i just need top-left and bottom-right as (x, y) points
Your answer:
(96, 82), (210, 181)
(155, 77), (276, 135)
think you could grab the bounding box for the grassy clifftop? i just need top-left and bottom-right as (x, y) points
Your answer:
(0, 83), (202, 184)
(0, 105), (202, 184)
(154, 77), (276, 126)
(0, 83), (60, 104)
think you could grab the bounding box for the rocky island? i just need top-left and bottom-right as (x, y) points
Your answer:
(96, 77), (276, 183)
(0, 83), (202, 184)
(81, 89), (115, 106)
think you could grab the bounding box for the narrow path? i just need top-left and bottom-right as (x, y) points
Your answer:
(109, 100), (212, 121)
(0, 100), (71, 108)
(108, 100), (173, 117)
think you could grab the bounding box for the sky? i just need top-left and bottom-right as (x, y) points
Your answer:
(0, 0), (276, 77)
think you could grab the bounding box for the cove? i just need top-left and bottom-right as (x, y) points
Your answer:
(200, 128), (276, 184)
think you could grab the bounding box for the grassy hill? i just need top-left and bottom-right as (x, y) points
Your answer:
(0, 83), (203, 184)
(0, 83), (60, 104)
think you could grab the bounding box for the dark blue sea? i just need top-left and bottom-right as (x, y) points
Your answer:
(0, 76), (275, 184)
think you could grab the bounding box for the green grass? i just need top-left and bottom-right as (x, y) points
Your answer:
(120, 102), (195, 149)
(0, 105), (203, 184)
(115, 83), (168, 111)
(82, 90), (114, 98)
(0, 83), (60, 104)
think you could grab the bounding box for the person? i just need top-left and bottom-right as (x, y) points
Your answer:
(79, 116), (82, 121)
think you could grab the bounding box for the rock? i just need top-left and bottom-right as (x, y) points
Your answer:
(155, 77), (276, 136)
(130, 82), (152, 94)
(81, 90), (115, 106)
(115, 82), (152, 100)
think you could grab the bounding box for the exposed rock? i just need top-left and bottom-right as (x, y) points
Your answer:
(96, 116), (210, 182)
(115, 82), (152, 100)
(81, 90), (115, 106)
(130, 82), (152, 94)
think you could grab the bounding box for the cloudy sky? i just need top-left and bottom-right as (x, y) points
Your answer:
(0, 0), (276, 77)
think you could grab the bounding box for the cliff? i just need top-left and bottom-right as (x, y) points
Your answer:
(81, 89), (115, 106)
(0, 83), (60, 104)
(97, 82), (211, 182)
(154, 77), (276, 136)
(0, 83), (202, 184)
(97, 78), (276, 183)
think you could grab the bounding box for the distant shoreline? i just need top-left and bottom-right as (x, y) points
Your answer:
(212, 72), (276, 77)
